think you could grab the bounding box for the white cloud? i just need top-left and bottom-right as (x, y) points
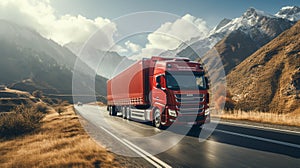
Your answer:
(0, 0), (116, 48)
(130, 14), (210, 60)
(111, 44), (128, 53)
(51, 14), (116, 46)
(0, 1), (210, 59)
(125, 40), (141, 53)
(148, 14), (209, 50)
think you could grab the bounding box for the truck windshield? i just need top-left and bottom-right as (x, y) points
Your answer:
(166, 72), (206, 90)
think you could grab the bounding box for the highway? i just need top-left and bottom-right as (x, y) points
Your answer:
(75, 105), (300, 168)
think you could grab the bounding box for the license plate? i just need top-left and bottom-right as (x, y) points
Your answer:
(187, 122), (195, 125)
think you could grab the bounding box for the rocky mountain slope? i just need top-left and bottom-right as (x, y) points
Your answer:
(211, 8), (294, 74)
(227, 21), (300, 113)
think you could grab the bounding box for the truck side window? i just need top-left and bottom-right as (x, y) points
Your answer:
(156, 76), (161, 88)
(160, 75), (166, 89)
(156, 75), (166, 89)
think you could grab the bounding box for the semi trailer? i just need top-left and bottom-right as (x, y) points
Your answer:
(107, 56), (210, 128)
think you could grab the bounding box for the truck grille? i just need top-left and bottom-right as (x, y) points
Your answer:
(175, 94), (204, 102)
(175, 94), (205, 114)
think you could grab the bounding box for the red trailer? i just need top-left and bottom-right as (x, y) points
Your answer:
(107, 56), (210, 128)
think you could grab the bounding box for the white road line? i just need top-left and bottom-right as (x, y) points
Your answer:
(214, 129), (300, 149)
(100, 126), (171, 168)
(123, 139), (172, 168)
(214, 120), (300, 135)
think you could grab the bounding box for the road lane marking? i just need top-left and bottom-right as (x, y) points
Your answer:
(213, 120), (300, 135)
(213, 129), (300, 149)
(77, 106), (170, 167)
(100, 126), (171, 168)
(123, 139), (172, 168)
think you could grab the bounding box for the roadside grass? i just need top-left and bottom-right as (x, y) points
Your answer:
(212, 108), (300, 127)
(0, 104), (45, 138)
(0, 106), (120, 168)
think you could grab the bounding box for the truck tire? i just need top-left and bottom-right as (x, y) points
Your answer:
(111, 106), (117, 116)
(108, 106), (112, 116)
(153, 108), (162, 128)
(122, 106), (127, 119)
(126, 106), (131, 119)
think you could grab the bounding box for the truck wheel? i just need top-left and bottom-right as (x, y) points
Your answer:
(122, 106), (127, 119)
(108, 106), (112, 116)
(153, 109), (162, 128)
(111, 106), (117, 116)
(126, 106), (130, 119)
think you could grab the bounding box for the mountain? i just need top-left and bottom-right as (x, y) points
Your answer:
(211, 8), (282, 36)
(226, 21), (300, 113)
(275, 6), (300, 21)
(65, 42), (135, 79)
(210, 7), (293, 74)
(214, 18), (232, 32)
(0, 20), (107, 99)
(160, 36), (217, 60)
(0, 20), (78, 70)
(162, 7), (296, 78)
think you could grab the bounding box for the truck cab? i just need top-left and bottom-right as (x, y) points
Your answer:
(150, 57), (210, 128)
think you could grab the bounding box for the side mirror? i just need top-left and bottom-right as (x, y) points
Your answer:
(205, 77), (210, 89)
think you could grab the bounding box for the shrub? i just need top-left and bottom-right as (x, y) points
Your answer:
(32, 90), (43, 98)
(35, 102), (48, 114)
(60, 100), (69, 106)
(41, 97), (54, 105)
(0, 104), (44, 138)
(56, 107), (63, 115)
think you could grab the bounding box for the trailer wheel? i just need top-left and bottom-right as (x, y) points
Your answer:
(126, 106), (131, 119)
(111, 106), (117, 116)
(108, 106), (112, 116)
(122, 106), (127, 119)
(153, 108), (162, 128)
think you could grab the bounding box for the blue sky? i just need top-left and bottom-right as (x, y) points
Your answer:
(51, 0), (300, 27)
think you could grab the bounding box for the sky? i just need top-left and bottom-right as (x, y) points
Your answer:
(0, 0), (299, 59)
(50, 0), (300, 27)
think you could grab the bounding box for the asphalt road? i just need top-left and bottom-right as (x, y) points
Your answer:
(75, 105), (300, 168)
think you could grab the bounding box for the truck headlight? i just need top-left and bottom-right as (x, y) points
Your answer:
(168, 109), (177, 117)
(205, 108), (210, 116)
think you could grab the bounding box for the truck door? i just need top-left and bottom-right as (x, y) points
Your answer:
(152, 75), (167, 110)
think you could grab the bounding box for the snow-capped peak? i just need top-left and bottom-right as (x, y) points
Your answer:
(242, 7), (275, 19)
(211, 7), (275, 35)
(275, 6), (300, 21)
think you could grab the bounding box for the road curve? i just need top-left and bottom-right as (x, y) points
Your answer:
(75, 105), (300, 168)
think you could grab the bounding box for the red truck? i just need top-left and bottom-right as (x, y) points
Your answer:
(107, 56), (210, 128)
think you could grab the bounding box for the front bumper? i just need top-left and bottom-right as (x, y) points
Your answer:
(164, 111), (210, 126)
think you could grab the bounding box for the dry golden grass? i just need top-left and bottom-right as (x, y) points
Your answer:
(212, 108), (300, 127)
(0, 106), (121, 168)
